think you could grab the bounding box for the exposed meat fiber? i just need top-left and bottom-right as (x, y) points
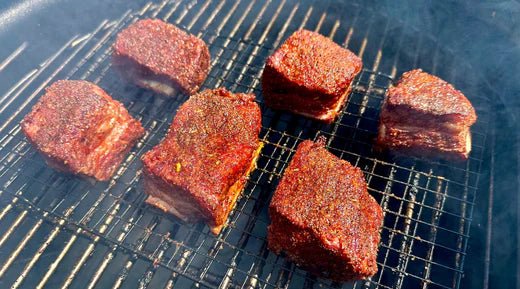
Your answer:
(377, 69), (477, 161)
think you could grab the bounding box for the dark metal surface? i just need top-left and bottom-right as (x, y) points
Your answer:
(0, 0), (517, 288)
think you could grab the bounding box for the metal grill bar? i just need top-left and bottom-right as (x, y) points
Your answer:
(0, 42), (27, 72)
(47, 3), (191, 288)
(0, 4), (156, 288)
(0, 35), (77, 118)
(30, 13), (140, 288)
(0, 1), (491, 289)
(184, 5), (301, 285)
(80, 2), (264, 288)
(0, 20), (106, 131)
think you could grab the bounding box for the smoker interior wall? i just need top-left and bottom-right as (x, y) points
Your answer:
(0, 1), (518, 288)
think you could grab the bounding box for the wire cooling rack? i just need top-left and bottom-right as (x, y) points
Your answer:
(0, 1), (491, 288)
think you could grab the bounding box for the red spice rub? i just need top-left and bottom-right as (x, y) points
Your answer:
(262, 29), (362, 123)
(268, 139), (382, 281)
(141, 88), (262, 234)
(21, 80), (144, 181)
(112, 19), (210, 96)
(382, 69), (477, 127)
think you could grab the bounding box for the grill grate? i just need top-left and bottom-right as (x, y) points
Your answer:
(0, 0), (491, 288)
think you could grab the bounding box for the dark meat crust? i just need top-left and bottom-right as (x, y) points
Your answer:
(262, 29), (362, 123)
(265, 30), (362, 96)
(113, 19), (210, 95)
(384, 69), (477, 127)
(268, 139), (383, 281)
(21, 80), (145, 181)
(142, 88), (262, 233)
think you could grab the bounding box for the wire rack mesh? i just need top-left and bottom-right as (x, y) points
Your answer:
(0, 0), (491, 288)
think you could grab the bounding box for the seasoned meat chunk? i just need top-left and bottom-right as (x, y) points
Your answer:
(141, 88), (262, 234)
(377, 69), (477, 160)
(112, 19), (210, 96)
(268, 139), (383, 281)
(262, 29), (362, 123)
(21, 80), (145, 181)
